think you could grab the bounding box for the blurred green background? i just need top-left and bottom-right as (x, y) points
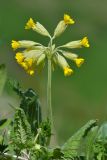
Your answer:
(0, 0), (107, 145)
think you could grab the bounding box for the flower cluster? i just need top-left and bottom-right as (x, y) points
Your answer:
(11, 14), (89, 76)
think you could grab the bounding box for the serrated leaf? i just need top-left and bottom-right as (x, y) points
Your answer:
(10, 108), (32, 151)
(20, 88), (42, 135)
(52, 148), (64, 159)
(84, 126), (99, 159)
(62, 120), (97, 159)
(39, 119), (51, 146)
(11, 82), (42, 135)
(93, 122), (107, 159)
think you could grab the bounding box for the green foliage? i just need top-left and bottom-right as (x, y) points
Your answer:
(62, 120), (97, 159)
(39, 119), (51, 146)
(11, 81), (42, 135)
(1, 81), (107, 159)
(93, 122), (107, 160)
(0, 64), (7, 95)
(0, 134), (8, 154)
(10, 108), (32, 153)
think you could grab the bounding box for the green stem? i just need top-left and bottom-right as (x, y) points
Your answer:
(47, 58), (53, 128)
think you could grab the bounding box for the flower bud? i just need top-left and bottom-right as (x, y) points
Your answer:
(53, 21), (67, 38)
(62, 40), (82, 49)
(18, 40), (40, 48)
(56, 54), (69, 69)
(37, 54), (46, 65)
(62, 51), (78, 60)
(11, 40), (39, 50)
(62, 37), (89, 49)
(23, 50), (43, 61)
(33, 22), (50, 37)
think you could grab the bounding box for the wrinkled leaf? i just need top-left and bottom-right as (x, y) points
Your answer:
(62, 120), (97, 159)
(10, 108), (32, 151)
(11, 81), (42, 135)
(93, 122), (107, 159)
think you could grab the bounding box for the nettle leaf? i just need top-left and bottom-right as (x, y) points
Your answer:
(84, 126), (99, 159)
(0, 64), (7, 95)
(11, 82), (42, 135)
(93, 122), (107, 159)
(52, 148), (64, 159)
(62, 120), (97, 159)
(39, 119), (51, 146)
(20, 88), (42, 134)
(10, 108), (32, 151)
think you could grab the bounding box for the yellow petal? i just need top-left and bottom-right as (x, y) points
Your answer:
(27, 69), (35, 76)
(26, 58), (33, 67)
(75, 58), (84, 67)
(21, 62), (28, 70)
(15, 53), (24, 63)
(12, 40), (20, 50)
(81, 37), (90, 47)
(64, 14), (75, 25)
(64, 67), (73, 76)
(25, 18), (36, 29)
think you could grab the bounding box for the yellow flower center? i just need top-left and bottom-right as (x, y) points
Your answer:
(64, 67), (73, 76)
(15, 53), (24, 63)
(12, 40), (20, 50)
(25, 18), (36, 29)
(64, 14), (75, 25)
(75, 58), (84, 67)
(81, 37), (90, 47)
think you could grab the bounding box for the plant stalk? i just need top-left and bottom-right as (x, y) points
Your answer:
(47, 57), (53, 128)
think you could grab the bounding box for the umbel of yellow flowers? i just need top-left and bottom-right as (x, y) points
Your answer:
(11, 14), (90, 76)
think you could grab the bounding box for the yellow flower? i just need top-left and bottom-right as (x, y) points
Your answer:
(75, 58), (84, 67)
(64, 67), (73, 76)
(64, 14), (75, 25)
(25, 18), (36, 29)
(21, 62), (28, 70)
(15, 53), (24, 64)
(81, 37), (90, 48)
(26, 58), (33, 67)
(12, 40), (20, 50)
(27, 69), (35, 76)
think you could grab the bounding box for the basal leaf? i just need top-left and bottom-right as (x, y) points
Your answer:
(93, 122), (107, 159)
(11, 81), (42, 135)
(10, 108), (32, 151)
(62, 120), (97, 159)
